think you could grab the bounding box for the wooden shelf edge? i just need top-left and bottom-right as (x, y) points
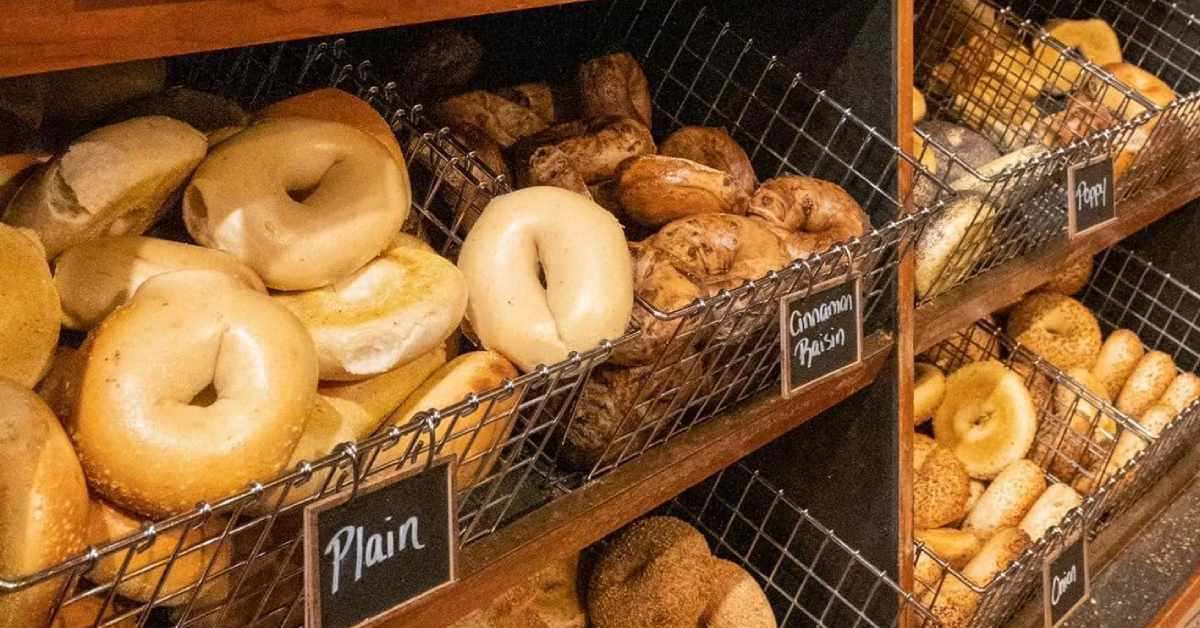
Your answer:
(0, 0), (588, 78)
(373, 337), (893, 627)
(914, 171), (1200, 354)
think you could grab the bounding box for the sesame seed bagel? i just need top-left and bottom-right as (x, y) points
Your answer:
(1040, 256), (1093, 296)
(1116, 350), (1176, 418)
(1006, 293), (1102, 371)
(914, 434), (973, 529)
(963, 459), (1046, 540)
(1091, 329), (1145, 400)
(1159, 372), (1200, 414)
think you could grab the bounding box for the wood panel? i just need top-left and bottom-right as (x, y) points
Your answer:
(374, 337), (892, 627)
(0, 0), (587, 78)
(914, 170), (1200, 354)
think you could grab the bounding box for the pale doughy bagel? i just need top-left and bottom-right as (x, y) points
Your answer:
(964, 459), (1046, 540)
(1006, 293), (1102, 371)
(659, 126), (757, 198)
(914, 434), (973, 529)
(257, 88), (407, 171)
(1018, 483), (1082, 542)
(85, 500), (231, 606)
(915, 362), (947, 425)
(1083, 403), (1176, 495)
(915, 528), (981, 568)
(934, 360), (1038, 480)
(458, 187), (633, 372)
(35, 345), (86, 421)
(1159, 373), (1200, 414)
(0, 379), (89, 628)
(319, 342), (449, 436)
(1092, 329), (1145, 399)
(72, 270), (318, 517)
(616, 155), (748, 227)
(0, 224), (60, 387)
(703, 559), (776, 628)
(746, 176), (870, 259)
(5, 116), (207, 258)
(382, 351), (520, 488)
(1041, 256), (1093, 296)
(54, 236), (265, 331)
(183, 117), (410, 290)
(273, 234), (466, 380)
(1115, 350), (1176, 418)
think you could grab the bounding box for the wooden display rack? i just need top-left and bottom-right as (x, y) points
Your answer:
(6, 1), (1200, 626)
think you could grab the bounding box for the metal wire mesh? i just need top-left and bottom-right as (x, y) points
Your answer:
(914, 320), (1146, 628)
(1001, 0), (1200, 199)
(0, 38), (632, 628)
(664, 463), (936, 628)
(540, 0), (940, 481)
(912, 0), (1151, 302)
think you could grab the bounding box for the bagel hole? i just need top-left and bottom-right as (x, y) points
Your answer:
(287, 183), (321, 204)
(189, 383), (219, 408)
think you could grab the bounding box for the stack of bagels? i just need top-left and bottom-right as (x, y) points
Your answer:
(0, 57), (561, 627)
(910, 255), (1200, 627)
(435, 51), (874, 471)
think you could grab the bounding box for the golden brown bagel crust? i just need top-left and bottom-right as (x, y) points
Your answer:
(1092, 329), (1145, 399)
(659, 126), (757, 198)
(72, 270), (317, 517)
(914, 434), (973, 529)
(1159, 372), (1200, 414)
(578, 53), (653, 130)
(963, 459), (1046, 540)
(257, 88), (406, 171)
(616, 154), (748, 227)
(1041, 256), (1093, 296)
(0, 379), (89, 628)
(703, 559), (776, 628)
(746, 176), (869, 260)
(0, 224), (60, 388)
(1006, 293), (1102, 371)
(1116, 350), (1176, 418)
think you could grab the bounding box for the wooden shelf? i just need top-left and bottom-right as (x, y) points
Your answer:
(0, 0), (587, 78)
(373, 336), (893, 628)
(914, 171), (1200, 354)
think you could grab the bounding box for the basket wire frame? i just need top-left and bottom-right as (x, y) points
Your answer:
(911, 0), (1152, 302)
(664, 463), (936, 627)
(544, 0), (944, 481)
(1001, 0), (1200, 200)
(0, 38), (629, 628)
(913, 320), (1147, 628)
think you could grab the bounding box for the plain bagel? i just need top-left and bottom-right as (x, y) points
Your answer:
(458, 187), (633, 371)
(72, 270), (317, 517)
(183, 117), (410, 290)
(0, 224), (60, 387)
(273, 234), (467, 380)
(256, 88), (407, 171)
(54, 236), (265, 331)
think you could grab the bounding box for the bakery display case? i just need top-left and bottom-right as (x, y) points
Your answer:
(5, 0), (1200, 627)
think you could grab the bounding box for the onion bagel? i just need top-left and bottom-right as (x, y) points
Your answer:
(0, 379), (89, 628)
(588, 516), (710, 628)
(746, 176), (869, 259)
(1018, 483), (1082, 542)
(85, 500), (231, 606)
(273, 234), (466, 380)
(1116, 350), (1176, 418)
(257, 88), (406, 171)
(616, 154), (747, 227)
(1081, 403), (1175, 496)
(0, 224), (60, 387)
(934, 360), (1038, 480)
(458, 187), (633, 372)
(659, 126), (757, 198)
(914, 434), (972, 529)
(914, 362), (947, 425)
(54, 236), (265, 331)
(72, 270), (317, 517)
(1159, 373), (1200, 414)
(963, 459), (1047, 540)
(578, 52), (653, 130)
(183, 117), (410, 290)
(926, 527), (1030, 628)
(1006, 293), (1102, 371)
(1092, 329), (1145, 399)
(5, 116), (207, 259)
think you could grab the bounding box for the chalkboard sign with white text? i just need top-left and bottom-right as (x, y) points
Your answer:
(1043, 529), (1089, 627)
(779, 277), (863, 397)
(304, 459), (458, 628)
(1067, 156), (1115, 237)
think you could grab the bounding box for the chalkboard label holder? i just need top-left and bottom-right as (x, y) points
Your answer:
(1042, 527), (1090, 628)
(1066, 155), (1117, 239)
(303, 456), (460, 628)
(778, 274), (864, 399)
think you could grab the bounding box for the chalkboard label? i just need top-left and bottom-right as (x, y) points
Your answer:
(304, 459), (458, 627)
(1043, 529), (1089, 627)
(779, 276), (863, 398)
(1067, 156), (1115, 237)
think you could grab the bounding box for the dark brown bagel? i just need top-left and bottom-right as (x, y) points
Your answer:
(746, 175), (869, 259)
(579, 52), (653, 130)
(659, 126), (757, 198)
(616, 155), (748, 227)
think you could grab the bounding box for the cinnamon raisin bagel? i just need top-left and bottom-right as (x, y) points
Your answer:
(578, 53), (653, 130)
(659, 126), (757, 198)
(616, 154), (747, 227)
(1006, 293), (1102, 371)
(746, 176), (870, 259)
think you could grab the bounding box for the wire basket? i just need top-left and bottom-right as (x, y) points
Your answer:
(663, 463), (936, 627)
(0, 38), (634, 628)
(530, 0), (944, 481)
(914, 320), (1147, 628)
(911, 0), (1151, 302)
(1000, 0), (1200, 200)
(1073, 246), (1200, 527)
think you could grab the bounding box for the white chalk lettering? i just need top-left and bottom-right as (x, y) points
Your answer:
(1076, 178), (1106, 210)
(1051, 564), (1077, 605)
(792, 327), (847, 368)
(323, 515), (426, 595)
(789, 294), (853, 335)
